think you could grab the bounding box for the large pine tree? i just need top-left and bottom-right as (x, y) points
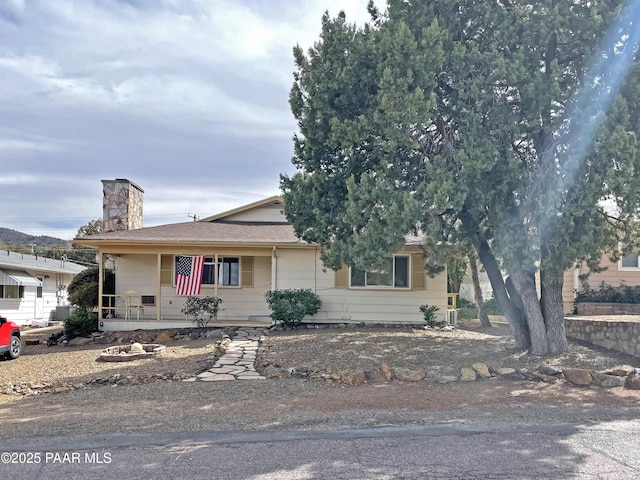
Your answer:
(281, 0), (640, 355)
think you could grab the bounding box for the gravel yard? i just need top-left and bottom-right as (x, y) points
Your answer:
(0, 335), (219, 390)
(260, 320), (639, 378)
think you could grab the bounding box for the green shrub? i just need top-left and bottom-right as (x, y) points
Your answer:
(457, 298), (475, 309)
(458, 306), (478, 320)
(67, 266), (115, 309)
(576, 282), (640, 303)
(457, 298), (502, 319)
(181, 296), (223, 335)
(483, 298), (503, 315)
(265, 289), (322, 328)
(419, 304), (439, 326)
(64, 309), (98, 339)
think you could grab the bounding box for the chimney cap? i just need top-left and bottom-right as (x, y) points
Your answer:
(102, 178), (144, 193)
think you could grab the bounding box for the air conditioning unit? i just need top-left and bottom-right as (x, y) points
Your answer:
(446, 309), (458, 326)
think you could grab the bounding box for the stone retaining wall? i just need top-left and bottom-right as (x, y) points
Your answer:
(565, 317), (640, 357)
(576, 302), (640, 315)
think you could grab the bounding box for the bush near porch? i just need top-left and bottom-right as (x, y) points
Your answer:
(265, 289), (322, 328)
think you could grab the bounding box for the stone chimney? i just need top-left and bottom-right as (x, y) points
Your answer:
(102, 179), (144, 233)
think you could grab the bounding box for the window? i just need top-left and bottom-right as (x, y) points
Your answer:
(0, 285), (24, 298)
(619, 243), (640, 269)
(190, 257), (240, 287)
(37, 279), (43, 299)
(621, 253), (640, 268)
(350, 256), (410, 288)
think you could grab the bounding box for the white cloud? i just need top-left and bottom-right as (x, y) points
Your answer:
(0, 0), (374, 241)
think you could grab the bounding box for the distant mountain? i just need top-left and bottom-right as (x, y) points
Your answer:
(0, 227), (71, 248)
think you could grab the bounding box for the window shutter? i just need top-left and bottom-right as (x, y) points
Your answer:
(160, 255), (173, 285)
(411, 254), (426, 290)
(241, 256), (254, 288)
(334, 265), (349, 289)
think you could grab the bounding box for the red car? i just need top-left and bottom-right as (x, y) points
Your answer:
(0, 314), (21, 360)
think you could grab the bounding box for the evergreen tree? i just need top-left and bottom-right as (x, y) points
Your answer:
(281, 0), (640, 354)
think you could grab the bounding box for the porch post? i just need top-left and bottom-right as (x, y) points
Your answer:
(214, 254), (219, 298)
(156, 253), (162, 321)
(271, 246), (277, 290)
(214, 253), (219, 321)
(98, 251), (103, 321)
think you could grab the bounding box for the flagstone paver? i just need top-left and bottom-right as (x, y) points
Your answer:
(185, 327), (267, 382)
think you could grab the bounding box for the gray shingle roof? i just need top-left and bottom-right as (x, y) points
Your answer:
(0, 250), (86, 274)
(74, 221), (305, 245)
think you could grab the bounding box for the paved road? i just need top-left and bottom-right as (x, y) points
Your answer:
(1, 422), (639, 479)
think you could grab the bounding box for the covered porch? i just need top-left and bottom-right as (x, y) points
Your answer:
(96, 245), (279, 331)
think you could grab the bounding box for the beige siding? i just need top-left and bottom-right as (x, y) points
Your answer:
(564, 253), (640, 313)
(562, 269), (577, 314)
(223, 204), (287, 223)
(275, 248), (448, 324)
(115, 254), (272, 321)
(582, 255), (640, 288)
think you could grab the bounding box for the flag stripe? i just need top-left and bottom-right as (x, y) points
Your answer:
(176, 255), (205, 296)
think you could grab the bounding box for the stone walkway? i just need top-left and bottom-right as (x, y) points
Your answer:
(184, 327), (267, 382)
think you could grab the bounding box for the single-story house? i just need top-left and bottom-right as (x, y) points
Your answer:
(74, 179), (447, 331)
(0, 250), (86, 326)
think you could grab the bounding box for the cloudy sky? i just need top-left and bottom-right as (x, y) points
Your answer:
(0, 0), (372, 241)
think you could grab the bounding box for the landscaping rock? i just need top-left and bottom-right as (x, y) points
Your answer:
(472, 363), (491, 378)
(437, 375), (458, 384)
(625, 369), (640, 390)
(365, 368), (389, 384)
(605, 366), (635, 377)
(538, 365), (563, 376)
(533, 372), (558, 383)
(153, 332), (174, 344)
(563, 368), (593, 386)
(341, 370), (367, 386)
(379, 363), (393, 381)
(460, 368), (477, 382)
(68, 337), (92, 347)
(592, 372), (626, 388)
(497, 368), (516, 376)
(393, 368), (425, 382)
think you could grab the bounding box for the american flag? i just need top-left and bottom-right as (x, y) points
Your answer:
(176, 255), (205, 296)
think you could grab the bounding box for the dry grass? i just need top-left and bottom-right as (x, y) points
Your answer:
(260, 320), (639, 377)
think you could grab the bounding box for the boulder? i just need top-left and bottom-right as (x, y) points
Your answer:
(379, 364), (393, 381)
(497, 368), (516, 376)
(605, 366), (635, 377)
(437, 375), (458, 384)
(625, 369), (640, 390)
(533, 372), (558, 383)
(393, 368), (425, 382)
(153, 332), (174, 344)
(341, 370), (367, 386)
(538, 365), (563, 376)
(68, 336), (92, 346)
(472, 363), (491, 378)
(460, 368), (477, 382)
(563, 368), (593, 386)
(592, 372), (626, 388)
(365, 369), (389, 384)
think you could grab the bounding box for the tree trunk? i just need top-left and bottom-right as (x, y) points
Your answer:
(510, 271), (549, 356)
(469, 250), (491, 327)
(477, 241), (529, 349)
(540, 274), (568, 354)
